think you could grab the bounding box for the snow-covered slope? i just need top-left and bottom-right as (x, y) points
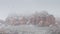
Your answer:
(3, 25), (53, 34)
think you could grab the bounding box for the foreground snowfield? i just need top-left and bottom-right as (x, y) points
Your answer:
(2, 25), (53, 34)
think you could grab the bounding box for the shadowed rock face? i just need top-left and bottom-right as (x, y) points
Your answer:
(28, 12), (55, 27)
(5, 11), (55, 27)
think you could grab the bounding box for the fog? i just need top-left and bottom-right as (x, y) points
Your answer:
(0, 0), (60, 20)
(0, 0), (60, 34)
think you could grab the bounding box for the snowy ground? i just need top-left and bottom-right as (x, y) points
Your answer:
(2, 25), (53, 34)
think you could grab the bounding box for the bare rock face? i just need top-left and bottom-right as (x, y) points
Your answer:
(5, 11), (55, 27)
(28, 15), (36, 25)
(28, 11), (55, 27)
(44, 15), (55, 26)
(6, 16), (28, 25)
(18, 16), (27, 25)
(6, 17), (16, 25)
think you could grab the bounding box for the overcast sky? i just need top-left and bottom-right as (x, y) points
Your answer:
(0, 0), (60, 20)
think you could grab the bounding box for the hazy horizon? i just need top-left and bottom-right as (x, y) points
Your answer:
(0, 0), (60, 20)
